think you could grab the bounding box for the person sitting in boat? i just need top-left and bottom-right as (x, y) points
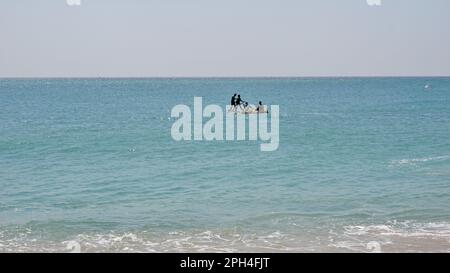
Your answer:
(242, 101), (255, 113)
(256, 101), (268, 113)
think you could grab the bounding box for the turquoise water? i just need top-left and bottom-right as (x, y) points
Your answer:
(1, 78), (450, 252)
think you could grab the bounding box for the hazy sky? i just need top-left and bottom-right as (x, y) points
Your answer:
(1, 0), (449, 77)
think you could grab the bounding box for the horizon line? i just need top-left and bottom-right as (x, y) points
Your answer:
(1, 75), (450, 79)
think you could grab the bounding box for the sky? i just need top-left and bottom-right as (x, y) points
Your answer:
(0, 0), (449, 77)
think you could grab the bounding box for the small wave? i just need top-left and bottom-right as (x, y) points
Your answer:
(0, 229), (308, 253)
(390, 155), (450, 166)
(2, 222), (450, 253)
(297, 112), (330, 116)
(344, 222), (450, 238)
(330, 221), (450, 253)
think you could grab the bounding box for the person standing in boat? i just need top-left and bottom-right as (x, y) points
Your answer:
(235, 94), (243, 111)
(230, 93), (237, 112)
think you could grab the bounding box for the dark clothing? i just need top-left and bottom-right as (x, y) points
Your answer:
(257, 102), (263, 112)
(235, 97), (242, 105)
(231, 96), (236, 106)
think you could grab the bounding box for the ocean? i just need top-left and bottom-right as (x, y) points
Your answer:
(1, 77), (449, 252)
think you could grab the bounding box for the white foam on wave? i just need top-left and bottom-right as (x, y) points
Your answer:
(330, 221), (450, 253)
(390, 155), (450, 166)
(0, 229), (309, 253)
(344, 222), (450, 238)
(2, 222), (450, 253)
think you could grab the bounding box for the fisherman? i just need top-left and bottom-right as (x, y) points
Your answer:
(256, 101), (268, 113)
(230, 93), (237, 111)
(235, 94), (243, 110)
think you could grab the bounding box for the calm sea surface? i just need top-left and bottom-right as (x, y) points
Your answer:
(1, 78), (450, 252)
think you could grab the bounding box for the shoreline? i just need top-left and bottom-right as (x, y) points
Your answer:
(1, 222), (450, 253)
